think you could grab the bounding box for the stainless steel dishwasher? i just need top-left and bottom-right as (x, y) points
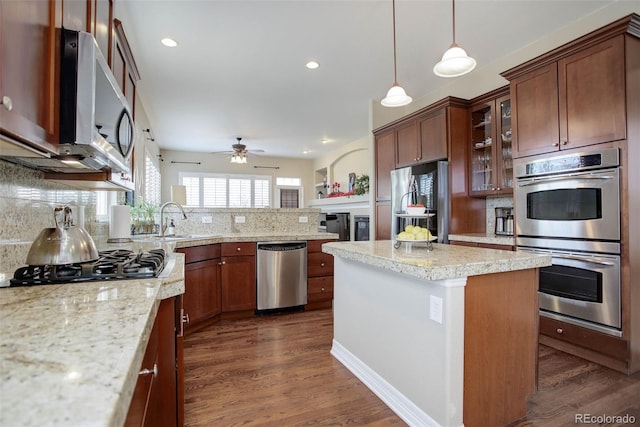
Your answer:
(256, 241), (307, 311)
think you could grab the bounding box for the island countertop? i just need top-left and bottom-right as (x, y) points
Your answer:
(322, 240), (551, 281)
(0, 254), (185, 427)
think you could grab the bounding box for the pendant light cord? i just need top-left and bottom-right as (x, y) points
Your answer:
(451, 0), (456, 45)
(392, 0), (398, 85)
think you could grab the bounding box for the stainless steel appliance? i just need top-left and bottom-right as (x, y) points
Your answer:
(0, 29), (135, 190)
(354, 215), (370, 241)
(515, 147), (622, 336)
(10, 249), (168, 286)
(326, 213), (350, 241)
(390, 161), (449, 243)
(256, 241), (307, 311)
(494, 207), (513, 236)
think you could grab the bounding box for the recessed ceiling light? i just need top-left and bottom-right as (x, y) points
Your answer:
(161, 38), (178, 48)
(306, 61), (319, 69)
(321, 139), (329, 144)
(303, 149), (311, 154)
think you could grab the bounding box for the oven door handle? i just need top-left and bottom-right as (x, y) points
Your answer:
(553, 254), (615, 267)
(518, 174), (615, 186)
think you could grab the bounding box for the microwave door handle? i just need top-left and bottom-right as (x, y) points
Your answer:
(518, 174), (615, 187)
(553, 254), (615, 267)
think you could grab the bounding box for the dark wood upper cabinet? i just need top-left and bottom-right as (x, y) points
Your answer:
(504, 21), (632, 159)
(0, 0), (59, 155)
(374, 129), (395, 201)
(394, 120), (419, 168)
(558, 36), (626, 148)
(419, 108), (448, 163)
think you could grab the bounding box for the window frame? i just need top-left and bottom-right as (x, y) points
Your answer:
(178, 171), (272, 208)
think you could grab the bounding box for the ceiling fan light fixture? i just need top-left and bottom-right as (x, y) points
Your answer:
(381, 84), (412, 107)
(230, 152), (247, 164)
(433, 43), (477, 77)
(381, 0), (412, 108)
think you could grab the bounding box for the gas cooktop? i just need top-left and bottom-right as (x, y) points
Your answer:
(9, 249), (166, 287)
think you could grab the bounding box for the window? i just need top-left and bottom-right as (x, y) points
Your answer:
(145, 153), (161, 207)
(275, 176), (303, 208)
(179, 172), (271, 208)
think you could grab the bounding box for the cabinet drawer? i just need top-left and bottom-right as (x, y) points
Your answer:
(307, 252), (334, 277)
(177, 244), (220, 264)
(308, 276), (334, 303)
(221, 242), (256, 257)
(307, 239), (334, 253)
(539, 316), (627, 361)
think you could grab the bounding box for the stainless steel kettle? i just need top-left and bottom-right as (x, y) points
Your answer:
(26, 206), (99, 265)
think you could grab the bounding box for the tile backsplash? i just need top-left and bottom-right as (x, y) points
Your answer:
(0, 160), (321, 276)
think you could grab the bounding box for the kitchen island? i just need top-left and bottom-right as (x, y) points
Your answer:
(322, 240), (551, 427)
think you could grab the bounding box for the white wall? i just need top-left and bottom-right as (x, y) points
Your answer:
(313, 135), (372, 192)
(159, 149), (314, 206)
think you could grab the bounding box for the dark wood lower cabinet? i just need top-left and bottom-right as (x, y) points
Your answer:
(220, 255), (256, 313)
(306, 240), (334, 310)
(125, 297), (181, 427)
(449, 240), (515, 251)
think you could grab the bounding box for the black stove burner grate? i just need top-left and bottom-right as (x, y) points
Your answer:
(10, 249), (166, 287)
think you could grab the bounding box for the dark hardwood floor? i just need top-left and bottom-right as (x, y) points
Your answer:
(184, 309), (640, 426)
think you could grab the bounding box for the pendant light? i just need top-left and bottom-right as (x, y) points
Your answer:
(381, 0), (412, 107)
(433, 0), (476, 78)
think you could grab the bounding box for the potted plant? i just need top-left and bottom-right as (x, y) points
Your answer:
(355, 174), (369, 196)
(130, 199), (157, 234)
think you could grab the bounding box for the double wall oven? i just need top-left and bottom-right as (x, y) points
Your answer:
(515, 148), (622, 337)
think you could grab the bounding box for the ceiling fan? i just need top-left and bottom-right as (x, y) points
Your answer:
(213, 137), (264, 163)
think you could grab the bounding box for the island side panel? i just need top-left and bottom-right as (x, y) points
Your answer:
(331, 256), (466, 426)
(463, 268), (539, 427)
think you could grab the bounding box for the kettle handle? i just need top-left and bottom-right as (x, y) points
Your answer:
(53, 206), (73, 229)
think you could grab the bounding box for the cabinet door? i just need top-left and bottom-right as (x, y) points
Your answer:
(308, 276), (334, 303)
(221, 256), (256, 312)
(0, 0), (58, 154)
(469, 101), (495, 195)
(559, 36), (626, 149)
(94, 0), (113, 63)
(307, 252), (334, 277)
(375, 130), (395, 201)
(395, 120), (419, 167)
(183, 259), (221, 325)
(375, 201), (391, 240)
(419, 108), (448, 163)
(511, 63), (560, 158)
(495, 95), (513, 193)
(62, 0), (88, 31)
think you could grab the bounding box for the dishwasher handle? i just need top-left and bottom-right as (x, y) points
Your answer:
(257, 241), (307, 251)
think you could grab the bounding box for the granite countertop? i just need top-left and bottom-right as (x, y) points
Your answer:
(322, 240), (550, 281)
(0, 253), (185, 427)
(448, 233), (515, 246)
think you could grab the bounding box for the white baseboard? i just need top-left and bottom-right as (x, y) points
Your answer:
(330, 339), (444, 427)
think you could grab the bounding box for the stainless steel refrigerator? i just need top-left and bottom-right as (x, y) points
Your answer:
(390, 161), (449, 243)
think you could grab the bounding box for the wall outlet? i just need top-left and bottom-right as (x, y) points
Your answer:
(235, 215), (246, 224)
(429, 295), (443, 324)
(201, 216), (213, 224)
(298, 216), (308, 223)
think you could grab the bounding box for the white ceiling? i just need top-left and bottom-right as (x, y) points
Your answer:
(119, 0), (617, 159)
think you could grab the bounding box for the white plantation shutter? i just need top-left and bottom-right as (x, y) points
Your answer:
(183, 176), (200, 207)
(145, 154), (161, 206)
(179, 172), (271, 208)
(203, 177), (227, 207)
(254, 179), (270, 208)
(229, 178), (251, 207)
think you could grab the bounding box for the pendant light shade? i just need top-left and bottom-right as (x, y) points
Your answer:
(434, 0), (476, 78)
(381, 0), (412, 107)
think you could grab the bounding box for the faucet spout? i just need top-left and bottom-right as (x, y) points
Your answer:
(159, 202), (187, 236)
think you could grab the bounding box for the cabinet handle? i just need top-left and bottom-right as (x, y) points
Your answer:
(321, 287), (325, 292)
(495, 187), (501, 191)
(182, 313), (190, 324)
(556, 328), (563, 334)
(1, 96), (12, 111)
(139, 363), (158, 378)
(561, 139), (568, 146)
(219, 260), (226, 265)
(236, 247), (241, 252)
(553, 142), (560, 147)
(320, 262), (325, 267)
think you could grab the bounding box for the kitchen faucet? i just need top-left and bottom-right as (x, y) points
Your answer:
(159, 202), (187, 236)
